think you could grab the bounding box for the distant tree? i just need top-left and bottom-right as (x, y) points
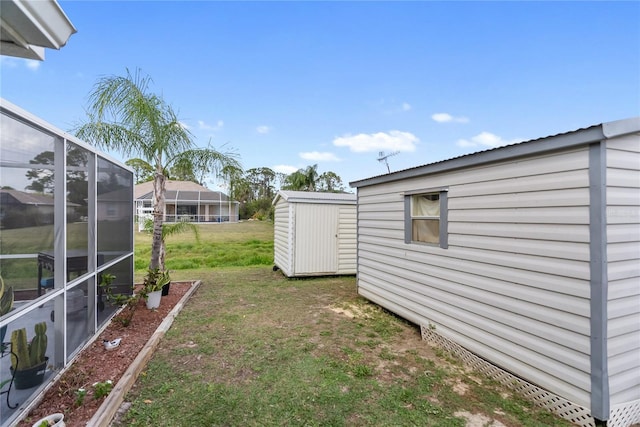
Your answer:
(125, 158), (154, 184)
(75, 69), (240, 272)
(224, 167), (277, 220)
(302, 164), (319, 191)
(24, 147), (89, 215)
(167, 156), (199, 183)
(317, 171), (345, 193)
(281, 170), (305, 191)
(274, 172), (287, 190)
(66, 145), (90, 217)
(245, 167), (276, 200)
(219, 164), (244, 200)
(282, 164), (319, 191)
(25, 151), (54, 194)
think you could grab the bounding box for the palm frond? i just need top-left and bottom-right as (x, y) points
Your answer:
(162, 220), (200, 242)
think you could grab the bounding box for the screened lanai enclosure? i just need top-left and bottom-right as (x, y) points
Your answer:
(0, 99), (134, 426)
(135, 180), (239, 224)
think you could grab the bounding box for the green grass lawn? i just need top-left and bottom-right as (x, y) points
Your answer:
(117, 221), (570, 427)
(133, 220), (274, 279)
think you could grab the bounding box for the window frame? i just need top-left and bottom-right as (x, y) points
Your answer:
(404, 188), (448, 249)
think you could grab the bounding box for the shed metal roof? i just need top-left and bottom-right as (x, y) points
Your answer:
(350, 117), (640, 189)
(273, 190), (356, 205)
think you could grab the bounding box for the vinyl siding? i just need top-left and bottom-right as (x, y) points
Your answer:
(356, 147), (594, 407)
(273, 197), (292, 276)
(337, 204), (357, 274)
(606, 133), (640, 407)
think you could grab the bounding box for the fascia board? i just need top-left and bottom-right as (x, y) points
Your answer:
(602, 117), (640, 138)
(350, 125), (607, 188)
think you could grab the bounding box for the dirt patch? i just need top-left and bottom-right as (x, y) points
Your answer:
(16, 282), (192, 427)
(455, 410), (507, 427)
(328, 303), (373, 319)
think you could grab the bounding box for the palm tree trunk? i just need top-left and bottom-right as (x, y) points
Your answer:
(150, 172), (166, 271)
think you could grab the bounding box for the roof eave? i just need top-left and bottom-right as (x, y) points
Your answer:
(350, 123), (609, 188)
(0, 0), (77, 60)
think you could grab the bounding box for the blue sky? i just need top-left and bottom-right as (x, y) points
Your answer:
(1, 1), (639, 191)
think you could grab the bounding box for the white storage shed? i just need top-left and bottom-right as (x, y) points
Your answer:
(272, 191), (357, 277)
(349, 118), (640, 427)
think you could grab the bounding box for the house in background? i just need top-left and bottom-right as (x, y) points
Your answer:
(135, 180), (239, 223)
(349, 118), (640, 427)
(272, 190), (356, 277)
(0, 189), (56, 227)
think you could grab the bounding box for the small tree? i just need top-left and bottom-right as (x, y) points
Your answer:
(75, 69), (240, 273)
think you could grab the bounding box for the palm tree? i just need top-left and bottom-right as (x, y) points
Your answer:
(282, 164), (319, 191)
(75, 69), (240, 272)
(302, 164), (319, 191)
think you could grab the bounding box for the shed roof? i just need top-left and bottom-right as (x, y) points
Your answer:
(273, 190), (356, 206)
(350, 117), (640, 188)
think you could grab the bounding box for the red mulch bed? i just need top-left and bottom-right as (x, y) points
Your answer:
(17, 282), (191, 427)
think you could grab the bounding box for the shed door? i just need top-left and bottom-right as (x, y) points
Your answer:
(295, 204), (338, 274)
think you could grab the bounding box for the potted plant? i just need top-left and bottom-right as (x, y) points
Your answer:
(32, 413), (64, 427)
(141, 268), (170, 309)
(1, 274), (14, 346)
(10, 322), (48, 389)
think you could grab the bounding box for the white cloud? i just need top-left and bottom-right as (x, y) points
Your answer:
(272, 164), (299, 174)
(178, 121), (191, 130)
(456, 131), (521, 149)
(198, 120), (223, 131)
(25, 60), (40, 71)
(373, 99), (412, 114)
(256, 125), (271, 134)
(0, 57), (41, 70)
(333, 130), (418, 153)
(431, 113), (469, 123)
(0, 57), (18, 68)
(299, 151), (341, 162)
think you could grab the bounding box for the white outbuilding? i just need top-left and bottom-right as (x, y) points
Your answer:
(272, 190), (357, 277)
(349, 118), (640, 427)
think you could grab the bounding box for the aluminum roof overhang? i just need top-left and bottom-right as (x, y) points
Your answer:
(0, 0), (76, 60)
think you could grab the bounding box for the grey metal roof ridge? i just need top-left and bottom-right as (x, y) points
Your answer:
(350, 123), (608, 188)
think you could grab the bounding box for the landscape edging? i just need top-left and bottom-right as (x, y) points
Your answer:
(87, 280), (202, 427)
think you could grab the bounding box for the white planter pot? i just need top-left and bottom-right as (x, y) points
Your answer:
(32, 413), (65, 427)
(146, 290), (162, 309)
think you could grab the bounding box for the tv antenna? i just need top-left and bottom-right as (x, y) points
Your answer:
(377, 151), (400, 173)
